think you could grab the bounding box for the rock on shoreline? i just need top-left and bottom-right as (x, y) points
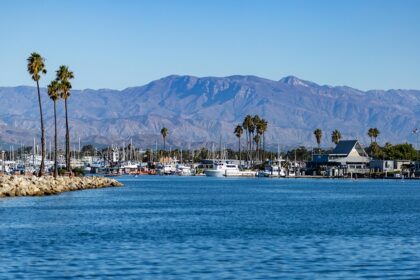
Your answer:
(0, 175), (123, 197)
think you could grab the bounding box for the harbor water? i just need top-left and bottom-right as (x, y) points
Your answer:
(1, 176), (420, 279)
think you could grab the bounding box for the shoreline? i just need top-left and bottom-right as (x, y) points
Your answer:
(0, 175), (123, 198)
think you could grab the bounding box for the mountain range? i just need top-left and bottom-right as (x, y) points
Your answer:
(0, 75), (419, 150)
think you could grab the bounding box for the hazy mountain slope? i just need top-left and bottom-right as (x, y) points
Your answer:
(0, 75), (419, 149)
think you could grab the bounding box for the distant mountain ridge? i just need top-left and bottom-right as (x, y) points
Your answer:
(0, 75), (419, 149)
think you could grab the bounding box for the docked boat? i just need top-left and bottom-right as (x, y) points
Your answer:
(176, 164), (193, 176)
(257, 164), (286, 178)
(156, 163), (177, 175)
(204, 161), (241, 177)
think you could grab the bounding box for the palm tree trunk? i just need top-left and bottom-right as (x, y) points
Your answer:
(262, 133), (265, 162)
(36, 80), (45, 177)
(65, 98), (71, 173)
(247, 131), (250, 165)
(238, 137), (241, 167)
(245, 131), (249, 166)
(255, 141), (258, 164)
(163, 137), (166, 157)
(251, 132), (254, 165)
(54, 100), (58, 178)
(248, 132), (251, 165)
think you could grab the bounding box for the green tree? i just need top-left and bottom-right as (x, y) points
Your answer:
(242, 115), (254, 165)
(255, 117), (268, 161)
(384, 143), (417, 160)
(47, 80), (60, 178)
(254, 134), (261, 161)
(161, 127), (169, 151)
(27, 52), (47, 176)
(367, 142), (383, 159)
(331, 129), (342, 145)
(234, 125), (243, 165)
(372, 128), (380, 142)
(81, 144), (95, 155)
(368, 128), (374, 144)
(313, 128), (322, 151)
(287, 146), (311, 162)
(56, 65), (74, 172)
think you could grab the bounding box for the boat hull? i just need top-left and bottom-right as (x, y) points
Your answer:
(204, 170), (224, 177)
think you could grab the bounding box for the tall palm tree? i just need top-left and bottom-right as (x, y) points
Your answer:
(242, 115), (253, 165)
(56, 66), (74, 172)
(260, 118), (268, 150)
(161, 127), (169, 151)
(372, 128), (380, 142)
(234, 125), (243, 165)
(254, 118), (268, 162)
(313, 128), (322, 151)
(251, 115), (261, 162)
(27, 52), (47, 176)
(47, 80), (60, 178)
(254, 134), (261, 162)
(331, 129), (342, 145)
(367, 128), (374, 144)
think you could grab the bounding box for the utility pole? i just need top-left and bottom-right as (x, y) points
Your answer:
(33, 138), (36, 167)
(414, 128), (419, 175)
(1, 150), (5, 174)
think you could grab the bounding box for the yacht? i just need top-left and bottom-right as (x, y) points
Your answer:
(176, 164), (193, 176)
(257, 164), (286, 178)
(156, 163), (177, 175)
(204, 161), (241, 177)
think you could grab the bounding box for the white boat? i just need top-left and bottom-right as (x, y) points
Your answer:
(156, 163), (177, 175)
(204, 161), (241, 177)
(288, 168), (296, 177)
(257, 165), (286, 177)
(176, 164), (193, 176)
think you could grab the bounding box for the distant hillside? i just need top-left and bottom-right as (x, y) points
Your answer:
(0, 75), (419, 149)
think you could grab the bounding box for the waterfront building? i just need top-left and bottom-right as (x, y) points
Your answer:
(308, 140), (370, 176)
(369, 160), (395, 173)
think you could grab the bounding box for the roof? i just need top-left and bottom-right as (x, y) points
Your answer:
(330, 140), (369, 158)
(331, 140), (358, 155)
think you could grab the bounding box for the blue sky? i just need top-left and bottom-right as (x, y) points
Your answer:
(1, 0), (419, 90)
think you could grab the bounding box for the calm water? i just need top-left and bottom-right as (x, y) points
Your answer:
(1, 177), (420, 279)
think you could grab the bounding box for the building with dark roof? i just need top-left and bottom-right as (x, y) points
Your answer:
(308, 140), (370, 176)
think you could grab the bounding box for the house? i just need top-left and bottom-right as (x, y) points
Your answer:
(394, 160), (411, 171)
(369, 160), (395, 172)
(308, 140), (370, 176)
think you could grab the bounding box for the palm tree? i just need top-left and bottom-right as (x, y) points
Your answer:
(255, 117), (268, 161)
(161, 127), (169, 151)
(372, 128), (380, 142)
(331, 129), (342, 145)
(313, 128), (322, 152)
(367, 128), (374, 144)
(56, 66), (74, 172)
(248, 116), (256, 153)
(254, 134), (261, 162)
(27, 52), (47, 176)
(260, 118), (268, 158)
(242, 115), (253, 165)
(234, 125), (243, 165)
(47, 80), (60, 178)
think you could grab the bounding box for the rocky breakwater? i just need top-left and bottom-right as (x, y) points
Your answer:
(0, 175), (123, 197)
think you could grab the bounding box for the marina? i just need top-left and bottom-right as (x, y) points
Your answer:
(1, 1), (419, 279)
(1, 176), (420, 279)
